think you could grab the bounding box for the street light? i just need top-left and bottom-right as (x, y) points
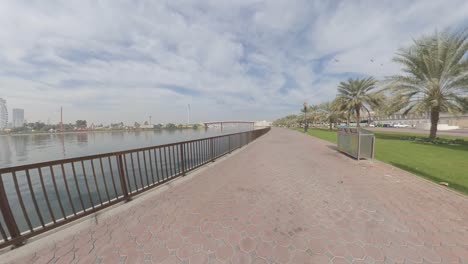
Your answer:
(303, 102), (308, 132)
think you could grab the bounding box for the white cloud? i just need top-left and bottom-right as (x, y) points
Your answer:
(0, 0), (466, 124)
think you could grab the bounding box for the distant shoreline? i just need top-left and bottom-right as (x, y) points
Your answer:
(0, 127), (203, 137)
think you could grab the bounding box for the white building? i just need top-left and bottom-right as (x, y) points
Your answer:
(255, 120), (272, 127)
(373, 112), (468, 129)
(0, 98), (7, 129)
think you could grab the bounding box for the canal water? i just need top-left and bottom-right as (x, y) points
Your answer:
(0, 126), (251, 168)
(0, 126), (253, 237)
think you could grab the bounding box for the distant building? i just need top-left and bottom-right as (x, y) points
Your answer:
(254, 120), (272, 127)
(140, 124), (155, 129)
(12, 108), (25, 128)
(373, 112), (468, 129)
(0, 98), (7, 129)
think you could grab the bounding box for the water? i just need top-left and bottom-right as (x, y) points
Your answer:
(0, 126), (250, 169)
(0, 126), (254, 237)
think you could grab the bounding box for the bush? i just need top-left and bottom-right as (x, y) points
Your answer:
(400, 136), (466, 145)
(165, 123), (177, 129)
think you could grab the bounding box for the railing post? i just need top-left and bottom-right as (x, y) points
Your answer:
(179, 144), (186, 176)
(0, 175), (22, 247)
(210, 138), (215, 162)
(117, 155), (131, 201)
(228, 135), (231, 153)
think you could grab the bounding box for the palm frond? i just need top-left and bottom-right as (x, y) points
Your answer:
(387, 29), (468, 117)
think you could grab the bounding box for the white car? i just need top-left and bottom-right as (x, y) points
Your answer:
(394, 123), (410, 128)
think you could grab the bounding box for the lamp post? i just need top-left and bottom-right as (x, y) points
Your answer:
(303, 102), (308, 133)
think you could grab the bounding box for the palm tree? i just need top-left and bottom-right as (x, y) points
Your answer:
(386, 29), (468, 139)
(336, 77), (382, 127)
(318, 100), (345, 130)
(301, 102), (309, 132)
(304, 104), (322, 126)
(333, 97), (353, 126)
(273, 115), (300, 128)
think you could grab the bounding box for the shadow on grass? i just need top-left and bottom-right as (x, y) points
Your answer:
(390, 162), (468, 195)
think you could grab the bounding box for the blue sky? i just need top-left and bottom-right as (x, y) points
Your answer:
(0, 0), (467, 124)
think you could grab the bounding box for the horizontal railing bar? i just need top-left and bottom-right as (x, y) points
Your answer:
(0, 196), (126, 248)
(1, 192), (126, 241)
(0, 129), (264, 174)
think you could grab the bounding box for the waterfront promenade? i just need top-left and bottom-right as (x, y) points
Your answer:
(3, 128), (468, 263)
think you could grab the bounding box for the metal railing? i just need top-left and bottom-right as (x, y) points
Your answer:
(0, 127), (270, 249)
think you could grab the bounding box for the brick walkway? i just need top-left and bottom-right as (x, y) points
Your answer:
(3, 128), (468, 263)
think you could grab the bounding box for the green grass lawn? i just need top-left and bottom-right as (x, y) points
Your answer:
(296, 128), (468, 195)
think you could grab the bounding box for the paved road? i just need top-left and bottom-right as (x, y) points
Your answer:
(3, 128), (468, 263)
(368, 127), (468, 138)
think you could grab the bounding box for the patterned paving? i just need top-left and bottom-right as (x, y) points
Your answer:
(3, 128), (468, 263)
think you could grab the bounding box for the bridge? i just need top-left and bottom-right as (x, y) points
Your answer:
(1, 128), (468, 263)
(203, 121), (255, 130)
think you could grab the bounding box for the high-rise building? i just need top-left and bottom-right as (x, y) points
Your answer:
(0, 98), (7, 129)
(12, 108), (25, 128)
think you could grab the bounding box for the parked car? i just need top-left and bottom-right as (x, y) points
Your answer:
(383, 123), (394, 128)
(394, 123), (410, 128)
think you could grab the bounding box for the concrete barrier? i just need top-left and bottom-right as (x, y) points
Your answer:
(415, 123), (460, 131)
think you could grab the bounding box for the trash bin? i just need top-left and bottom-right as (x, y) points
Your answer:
(337, 127), (375, 160)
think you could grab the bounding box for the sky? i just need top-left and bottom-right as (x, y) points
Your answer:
(0, 0), (467, 125)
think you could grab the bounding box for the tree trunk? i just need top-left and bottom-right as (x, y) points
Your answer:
(304, 113), (308, 133)
(329, 119), (333, 130)
(366, 109), (371, 126)
(429, 107), (440, 139)
(355, 107), (361, 128)
(346, 112), (350, 126)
